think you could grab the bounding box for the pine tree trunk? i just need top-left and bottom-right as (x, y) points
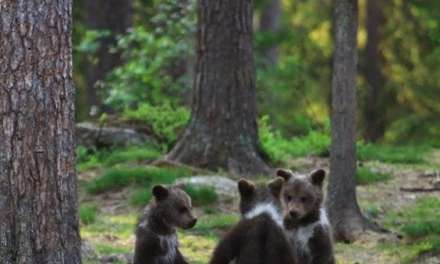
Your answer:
(260, 0), (281, 66)
(84, 0), (133, 115)
(326, 0), (374, 242)
(167, 0), (269, 177)
(362, 0), (386, 142)
(0, 1), (81, 263)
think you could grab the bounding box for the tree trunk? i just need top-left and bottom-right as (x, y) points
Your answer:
(84, 0), (133, 115)
(0, 1), (81, 263)
(260, 0), (281, 66)
(326, 0), (375, 242)
(362, 0), (386, 142)
(167, 0), (269, 177)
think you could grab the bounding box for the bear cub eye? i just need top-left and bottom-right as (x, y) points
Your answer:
(300, 196), (308, 203)
(286, 195), (292, 202)
(179, 207), (188, 214)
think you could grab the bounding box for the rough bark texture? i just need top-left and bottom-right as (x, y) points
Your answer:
(167, 0), (269, 177)
(362, 0), (386, 142)
(326, 0), (371, 242)
(84, 0), (132, 114)
(0, 1), (81, 263)
(259, 0), (281, 66)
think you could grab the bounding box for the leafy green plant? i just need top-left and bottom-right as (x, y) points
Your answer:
(259, 115), (330, 163)
(184, 185), (218, 207)
(356, 167), (392, 185)
(79, 203), (99, 225)
(123, 103), (190, 148)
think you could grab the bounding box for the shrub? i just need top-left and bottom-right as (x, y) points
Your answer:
(123, 103), (190, 148)
(259, 115), (330, 163)
(399, 197), (440, 237)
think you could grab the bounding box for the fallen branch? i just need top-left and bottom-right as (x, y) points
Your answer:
(400, 187), (440, 193)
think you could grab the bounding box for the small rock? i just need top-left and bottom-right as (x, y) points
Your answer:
(81, 240), (98, 262)
(175, 176), (238, 198)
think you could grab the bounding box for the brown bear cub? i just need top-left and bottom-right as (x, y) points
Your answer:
(134, 184), (197, 264)
(277, 168), (335, 264)
(210, 178), (297, 264)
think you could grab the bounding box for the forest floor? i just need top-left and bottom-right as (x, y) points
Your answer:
(78, 148), (440, 264)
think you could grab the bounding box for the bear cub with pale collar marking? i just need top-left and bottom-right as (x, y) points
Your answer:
(277, 169), (335, 264)
(210, 178), (297, 264)
(134, 184), (197, 264)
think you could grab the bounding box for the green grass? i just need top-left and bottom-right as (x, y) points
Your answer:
(193, 214), (239, 236)
(129, 188), (153, 207)
(79, 203), (99, 225)
(383, 197), (440, 262)
(76, 145), (162, 173)
(104, 147), (161, 165)
(86, 166), (192, 194)
(185, 185), (218, 207)
(357, 143), (426, 164)
(356, 167), (392, 185)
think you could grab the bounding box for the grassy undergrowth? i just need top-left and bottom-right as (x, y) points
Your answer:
(86, 166), (192, 194)
(77, 145), (162, 172)
(384, 197), (440, 263)
(356, 167), (392, 185)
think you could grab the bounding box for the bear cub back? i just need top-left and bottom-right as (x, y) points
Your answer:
(277, 169), (335, 264)
(134, 185), (197, 264)
(210, 178), (297, 264)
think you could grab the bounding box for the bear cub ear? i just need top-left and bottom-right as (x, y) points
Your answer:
(276, 169), (293, 181)
(152, 185), (169, 201)
(238, 179), (255, 197)
(268, 177), (284, 197)
(310, 169), (326, 187)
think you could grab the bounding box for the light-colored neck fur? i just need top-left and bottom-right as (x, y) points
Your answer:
(288, 208), (330, 253)
(244, 202), (283, 227)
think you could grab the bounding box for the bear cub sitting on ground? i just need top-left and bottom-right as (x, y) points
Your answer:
(210, 178), (297, 264)
(277, 168), (335, 264)
(134, 184), (197, 264)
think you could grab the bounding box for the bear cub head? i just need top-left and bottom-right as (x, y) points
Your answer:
(238, 177), (284, 224)
(276, 169), (326, 229)
(152, 184), (197, 229)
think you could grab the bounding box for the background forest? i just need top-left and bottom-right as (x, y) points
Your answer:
(70, 0), (440, 263)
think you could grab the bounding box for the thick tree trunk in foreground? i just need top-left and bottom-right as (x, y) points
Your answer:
(0, 1), (81, 263)
(326, 0), (375, 242)
(362, 0), (386, 142)
(260, 0), (281, 66)
(85, 0), (133, 115)
(167, 0), (269, 176)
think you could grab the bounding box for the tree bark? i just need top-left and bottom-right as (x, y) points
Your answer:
(362, 0), (386, 142)
(167, 0), (269, 177)
(326, 0), (375, 242)
(259, 0), (281, 66)
(84, 0), (133, 115)
(0, 1), (81, 263)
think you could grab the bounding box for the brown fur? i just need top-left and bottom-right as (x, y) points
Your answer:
(134, 185), (197, 264)
(210, 178), (297, 264)
(277, 169), (335, 264)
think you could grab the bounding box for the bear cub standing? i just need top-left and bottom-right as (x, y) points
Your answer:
(277, 168), (335, 264)
(210, 178), (297, 264)
(134, 184), (197, 264)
